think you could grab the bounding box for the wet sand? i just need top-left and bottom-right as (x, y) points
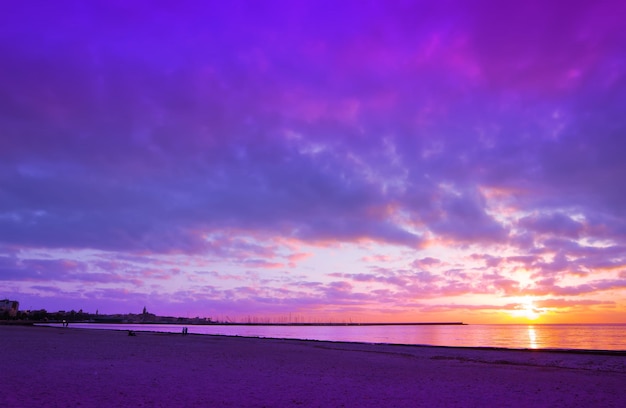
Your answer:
(2, 325), (625, 407)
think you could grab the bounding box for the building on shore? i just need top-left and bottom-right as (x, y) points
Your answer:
(0, 299), (19, 317)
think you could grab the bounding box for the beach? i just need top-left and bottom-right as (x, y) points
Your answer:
(2, 326), (625, 407)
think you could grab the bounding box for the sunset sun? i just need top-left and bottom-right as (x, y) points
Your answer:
(523, 299), (539, 320)
(512, 297), (541, 321)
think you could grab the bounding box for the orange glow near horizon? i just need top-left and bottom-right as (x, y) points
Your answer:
(508, 297), (543, 321)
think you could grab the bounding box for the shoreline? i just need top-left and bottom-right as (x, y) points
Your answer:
(34, 322), (626, 354)
(3, 325), (625, 407)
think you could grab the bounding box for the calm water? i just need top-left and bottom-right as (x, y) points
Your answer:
(40, 323), (626, 351)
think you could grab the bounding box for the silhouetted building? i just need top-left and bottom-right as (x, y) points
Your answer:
(0, 299), (19, 317)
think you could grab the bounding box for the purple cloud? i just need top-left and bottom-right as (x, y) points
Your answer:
(1, 1), (626, 321)
(519, 213), (584, 238)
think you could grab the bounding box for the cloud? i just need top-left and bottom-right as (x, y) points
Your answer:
(1, 1), (625, 321)
(535, 298), (615, 309)
(528, 278), (626, 297)
(518, 212), (584, 238)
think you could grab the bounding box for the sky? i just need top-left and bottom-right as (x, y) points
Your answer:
(1, 0), (626, 324)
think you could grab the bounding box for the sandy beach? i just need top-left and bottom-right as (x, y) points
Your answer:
(2, 325), (625, 407)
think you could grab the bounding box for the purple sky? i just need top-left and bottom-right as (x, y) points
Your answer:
(2, 0), (626, 323)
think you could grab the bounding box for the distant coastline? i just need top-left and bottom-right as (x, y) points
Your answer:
(1, 301), (466, 326)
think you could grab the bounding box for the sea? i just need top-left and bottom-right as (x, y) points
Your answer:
(38, 323), (626, 351)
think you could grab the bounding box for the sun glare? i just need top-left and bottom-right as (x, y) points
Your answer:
(523, 298), (539, 320)
(512, 297), (541, 320)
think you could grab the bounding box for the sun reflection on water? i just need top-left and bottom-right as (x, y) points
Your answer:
(527, 326), (538, 349)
